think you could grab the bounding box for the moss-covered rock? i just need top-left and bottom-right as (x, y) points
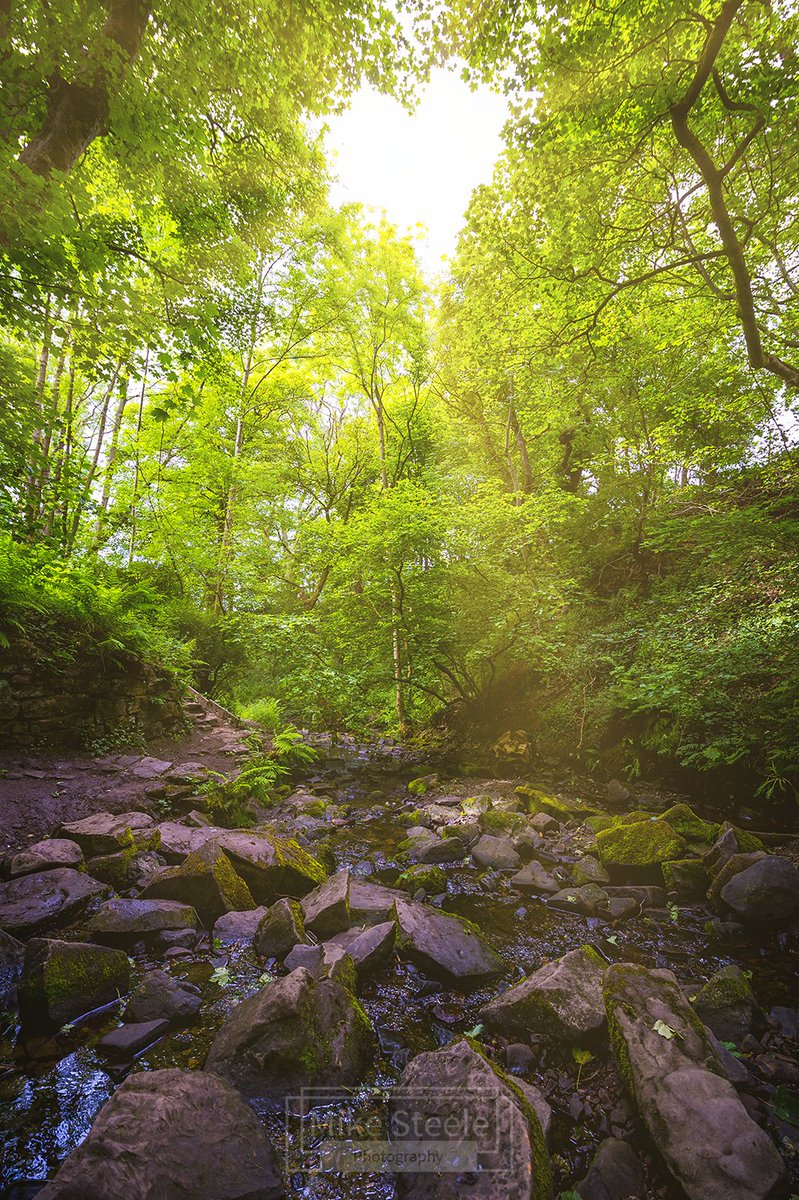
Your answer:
(390, 1038), (552, 1200)
(253, 897), (308, 960)
(570, 855), (610, 886)
(205, 965), (375, 1097)
(481, 945), (607, 1041)
(140, 842), (255, 924)
(407, 774), (437, 796)
(60, 811), (157, 856)
(461, 795), (494, 816)
(398, 863), (447, 894)
(614, 809), (662, 826)
(596, 819), (686, 872)
(480, 809), (528, 835)
(691, 964), (762, 1043)
(396, 808), (423, 827)
(214, 829), (327, 902)
(19, 937), (130, 1026)
(584, 813), (615, 834)
(662, 858), (709, 899)
(730, 826), (766, 854)
(603, 962), (786, 1200)
(514, 786), (575, 821)
(660, 803), (720, 844)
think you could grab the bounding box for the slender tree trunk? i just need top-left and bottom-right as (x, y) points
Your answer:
(91, 372), (129, 548)
(65, 360), (121, 553)
(23, 299), (52, 531)
(390, 574), (408, 734)
(42, 358), (76, 543)
(19, 0), (151, 178)
(372, 386), (409, 735)
(127, 350), (149, 566)
(212, 346), (253, 614)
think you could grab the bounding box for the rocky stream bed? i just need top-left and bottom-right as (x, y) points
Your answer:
(1, 730), (798, 1200)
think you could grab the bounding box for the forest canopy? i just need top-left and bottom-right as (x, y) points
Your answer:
(2, 0), (798, 801)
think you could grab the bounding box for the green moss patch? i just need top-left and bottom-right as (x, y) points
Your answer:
(398, 864), (447, 894)
(661, 803), (720, 844)
(596, 819), (686, 868)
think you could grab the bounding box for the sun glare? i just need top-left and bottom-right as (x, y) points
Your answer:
(325, 69), (509, 276)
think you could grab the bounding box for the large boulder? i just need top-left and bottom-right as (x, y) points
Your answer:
(719, 855), (799, 924)
(349, 879), (405, 925)
(155, 820), (220, 860)
(604, 963), (786, 1200)
(390, 1039), (552, 1199)
(510, 861), (560, 895)
(60, 811), (156, 856)
(481, 947), (606, 1041)
(707, 851), (767, 909)
(36, 1068), (284, 1199)
(123, 968), (201, 1023)
(205, 966), (375, 1097)
(254, 898), (309, 959)
(0, 869), (110, 937)
(393, 898), (502, 985)
(301, 869), (351, 937)
(692, 964), (763, 1043)
(19, 937), (130, 1026)
(139, 842), (255, 923)
(9, 838), (84, 877)
(87, 898), (198, 943)
(472, 834), (521, 871)
(596, 820), (686, 876)
(402, 827), (464, 864)
(214, 830), (327, 902)
(213, 906), (269, 946)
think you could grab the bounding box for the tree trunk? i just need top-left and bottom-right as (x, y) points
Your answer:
(65, 360), (121, 552)
(127, 351), (148, 566)
(19, 0), (151, 178)
(91, 372), (129, 548)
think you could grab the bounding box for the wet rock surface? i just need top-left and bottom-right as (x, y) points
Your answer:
(0, 868), (110, 936)
(391, 1038), (551, 1199)
(205, 965), (375, 1097)
(35, 1068), (285, 1199)
(603, 963), (787, 1200)
(0, 728), (797, 1200)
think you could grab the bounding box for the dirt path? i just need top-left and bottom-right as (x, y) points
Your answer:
(0, 698), (253, 853)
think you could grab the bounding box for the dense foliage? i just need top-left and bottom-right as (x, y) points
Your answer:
(2, 0), (797, 801)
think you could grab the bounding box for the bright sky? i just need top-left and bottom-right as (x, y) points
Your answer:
(325, 70), (509, 277)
